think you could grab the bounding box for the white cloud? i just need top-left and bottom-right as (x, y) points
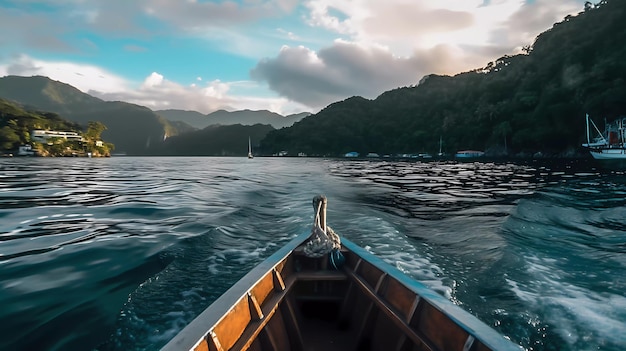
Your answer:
(0, 55), (308, 115)
(142, 72), (164, 89)
(252, 40), (489, 109)
(251, 0), (586, 108)
(303, 0), (584, 53)
(1, 55), (129, 94)
(111, 74), (307, 114)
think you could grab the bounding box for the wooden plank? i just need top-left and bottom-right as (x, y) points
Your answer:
(346, 269), (437, 351)
(265, 309), (292, 350)
(251, 271), (275, 306)
(358, 259), (385, 288)
(417, 303), (469, 351)
(384, 277), (419, 322)
(352, 272), (388, 349)
(260, 327), (279, 350)
(208, 331), (224, 351)
(273, 268), (286, 291)
(281, 296), (304, 351)
(393, 297), (422, 351)
(406, 296), (421, 324)
(340, 239), (520, 351)
(193, 339), (209, 351)
(295, 271), (347, 281)
(162, 233), (308, 351)
(212, 296), (253, 351)
(229, 275), (298, 351)
(248, 293), (264, 320)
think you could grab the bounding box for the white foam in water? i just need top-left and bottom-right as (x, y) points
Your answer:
(346, 215), (451, 298)
(507, 255), (626, 349)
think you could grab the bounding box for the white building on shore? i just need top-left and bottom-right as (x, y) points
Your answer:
(31, 130), (84, 143)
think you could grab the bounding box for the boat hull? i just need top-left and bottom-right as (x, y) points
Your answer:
(589, 148), (626, 160)
(162, 232), (519, 351)
(455, 150), (485, 158)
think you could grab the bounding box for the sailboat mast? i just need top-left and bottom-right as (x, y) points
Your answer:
(248, 137), (253, 158)
(586, 114), (590, 144)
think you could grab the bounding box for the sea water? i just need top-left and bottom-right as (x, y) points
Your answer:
(0, 157), (624, 351)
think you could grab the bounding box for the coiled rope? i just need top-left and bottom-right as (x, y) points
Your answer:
(303, 195), (341, 258)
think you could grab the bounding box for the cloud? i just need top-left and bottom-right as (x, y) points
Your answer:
(1, 55), (129, 94)
(252, 0), (586, 108)
(97, 74), (307, 114)
(0, 0), (300, 53)
(143, 0), (298, 29)
(503, 0), (584, 48)
(0, 7), (75, 52)
(303, 0), (583, 52)
(0, 55), (307, 115)
(250, 40), (496, 109)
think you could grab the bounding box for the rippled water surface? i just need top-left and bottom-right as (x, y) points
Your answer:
(0, 157), (625, 351)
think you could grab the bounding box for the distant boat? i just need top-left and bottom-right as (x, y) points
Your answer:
(455, 150), (485, 158)
(582, 114), (626, 160)
(438, 136), (445, 157)
(248, 137), (254, 159)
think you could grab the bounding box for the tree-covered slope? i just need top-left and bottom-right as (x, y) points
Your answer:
(146, 123), (275, 156)
(0, 98), (112, 156)
(261, 0), (626, 157)
(0, 98), (81, 150)
(0, 76), (177, 155)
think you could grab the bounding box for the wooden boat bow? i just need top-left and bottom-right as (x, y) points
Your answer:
(162, 196), (519, 351)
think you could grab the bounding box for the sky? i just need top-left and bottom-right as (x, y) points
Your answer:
(0, 0), (588, 116)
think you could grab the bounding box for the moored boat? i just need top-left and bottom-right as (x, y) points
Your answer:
(162, 196), (519, 351)
(248, 137), (254, 159)
(582, 114), (626, 160)
(455, 150), (485, 158)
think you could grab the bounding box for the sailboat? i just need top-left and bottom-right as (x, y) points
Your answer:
(248, 137), (254, 159)
(582, 114), (626, 160)
(437, 135), (444, 157)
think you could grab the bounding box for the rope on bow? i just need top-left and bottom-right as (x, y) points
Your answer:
(303, 195), (341, 258)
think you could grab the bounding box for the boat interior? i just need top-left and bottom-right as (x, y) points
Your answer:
(170, 237), (503, 351)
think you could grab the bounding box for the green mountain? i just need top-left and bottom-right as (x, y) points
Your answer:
(0, 98), (112, 156)
(146, 123), (275, 156)
(156, 109), (310, 129)
(261, 0), (626, 158)
(0, 76), (177, 155)
(0, 97), (81, 150)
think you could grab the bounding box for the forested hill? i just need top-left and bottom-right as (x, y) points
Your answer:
(0, 98), (82, 150)
(145, 123), (275, 156)
(0, 98), (113, 156)
(260, 0), (626, 158)
(0, 75), (177, 155)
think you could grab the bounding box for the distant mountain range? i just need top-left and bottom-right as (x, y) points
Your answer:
(0, 75), (307, 155)
(156, 109), (310, 129)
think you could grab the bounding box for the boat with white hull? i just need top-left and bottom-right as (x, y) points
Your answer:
(248, 137), (254, 159)
(582, 114), (626, 160)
